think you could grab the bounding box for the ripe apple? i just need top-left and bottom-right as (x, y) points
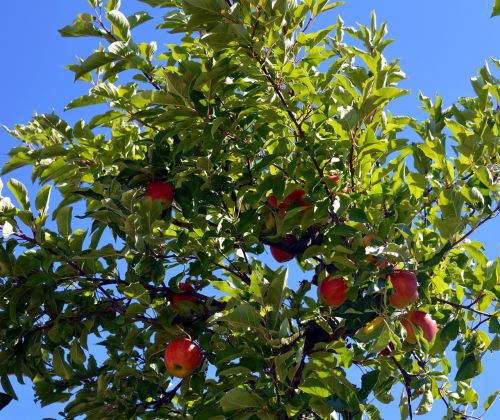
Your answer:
(401, 311), (437, 343)
(279, 189), (310, 218)
(363, 234), (375, 247)
(164, 338), (202, 378)
(318, 276), (348, 307)
(389, 270), (418, 309)
(368, 256), (391, 269)
(171, 282), (198, 309)
(380, 341), (395, 356)
(328, 173), (340, 185)
(270, 234), (298, 263)
(145, 181), (174, 207)
(267, 195), (279, 208)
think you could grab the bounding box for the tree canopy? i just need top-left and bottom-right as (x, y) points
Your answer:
(0, 0), (499, 418)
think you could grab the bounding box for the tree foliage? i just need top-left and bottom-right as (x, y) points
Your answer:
(0, 0), (499, 418)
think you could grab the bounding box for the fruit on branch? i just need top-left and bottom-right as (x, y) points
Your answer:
(145, 181), (174, 207)
(389, 270), (418, 309)
(279, 189), (311, 218)
(380, 341), (395, 356)
(262, 189), (316, 233)
(363, 235), (390, 268)
(164, 338), (202, 378)
(328, 172), (340, 186)
(171, 281), (198, 309)
(318, 276), (348, 307)
(363, 234), (375, 247)
(401, 311), (437, 343)
(270, 234), (298, 262)
(267, 195), (279, 208)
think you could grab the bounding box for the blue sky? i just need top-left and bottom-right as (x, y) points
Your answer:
(0, 0), (499, 418)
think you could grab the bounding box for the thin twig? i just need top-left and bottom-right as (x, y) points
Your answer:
(451, 204), (500, 248)
(436, 298), (492, 318)
(391, 357), (413, 420)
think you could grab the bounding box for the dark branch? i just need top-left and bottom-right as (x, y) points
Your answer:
(391, 357), (413, 420)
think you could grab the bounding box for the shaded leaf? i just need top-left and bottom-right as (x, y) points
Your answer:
(0, 393), (13, 411)
(219, 388), (261, 412)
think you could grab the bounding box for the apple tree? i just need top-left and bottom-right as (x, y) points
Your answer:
(0, 0), (499, 418)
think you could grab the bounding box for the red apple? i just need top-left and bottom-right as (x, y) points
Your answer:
(270, 234), (298, 263)
(282, 189), (307, 207)
(363, 234), (375, 247)
(279, 189), (310, 218)
(171, 282), (198, 309)
(401, 311), (437, 343)
(380, 341), (395, 356)
(389, 270), (418, 309)
(328, 173), (340, 185)
(164, 338), (202, 378)
(145, 181), (174, 207)
(267, 195), (279, 208)
(318, 276), (348, 307)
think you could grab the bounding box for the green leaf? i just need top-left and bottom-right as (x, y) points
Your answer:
(484, 390), (499, 411)
(320, 2), (344, 14)
(219, 388), (261, 412)
(125, 303), (147, 318)
(106, 0), (121, 11)
(432, 319), (459, 354)
(124, 327), (141, 354)
(399, 389), (409, 420)
(183, 0), (228, 25)
(0, 393), (13, 411)
(65, 94), (108, 110)
(107, 10), (131, 41)
(56, 207), (73, 238)
(123, 283), (151, 304)
(416, 389), (434, 414)
(1, 376), (17, 400)
(70, 341), (86, 365)
(266, 268), (287, 311)
(74, 52), (120, 80)
(58, 14), (106, 38)
(406, 172), (427, 199)
(222, 304), (260, 329)
(455, 353), (483, 381)
(128, 11), (153, 28)
(299, 378), (331, 398)
(7, 178), (30, 210)
(329, 224), (358, 236)
(35, 185), (51, 215)
(492, 0), (500, 17)
(358, 370), (379, 401)
(489, 316), (500, 334)
(53, 348), (73, 380)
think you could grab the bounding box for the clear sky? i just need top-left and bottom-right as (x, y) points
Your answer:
(0, 0), (498, 418)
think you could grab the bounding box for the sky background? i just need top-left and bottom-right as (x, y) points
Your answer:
(0, 0), (499, 418)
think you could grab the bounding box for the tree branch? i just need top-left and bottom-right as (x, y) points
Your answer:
(436, 298), (492, 318)
(451, 204), (500, 248)
(391, 357), (413, 420)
